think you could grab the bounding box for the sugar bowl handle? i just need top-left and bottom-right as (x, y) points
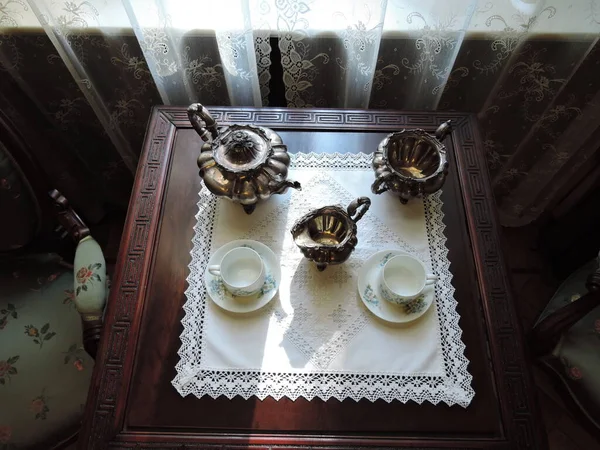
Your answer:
(371, 175), (391, 195)
(347, 197), (371, 223)
(435, 120), (453, 142)
(188, 103), (219, 142)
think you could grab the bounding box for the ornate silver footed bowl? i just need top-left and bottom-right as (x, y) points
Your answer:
(291, 197), (371, 271)
(188, 103), (301, 214)
(371, 120), (453, 204)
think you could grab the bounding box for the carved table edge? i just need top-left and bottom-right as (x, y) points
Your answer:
(451, 115), (546, 449)
(108, 432), (506, 450)
(80, 108), (178, 450)
(158, 106), (471, 131)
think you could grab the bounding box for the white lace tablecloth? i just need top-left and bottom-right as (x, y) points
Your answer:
(173, 153), (474, 407)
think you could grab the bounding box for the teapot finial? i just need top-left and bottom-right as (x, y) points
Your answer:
(435, 120), (453, 142)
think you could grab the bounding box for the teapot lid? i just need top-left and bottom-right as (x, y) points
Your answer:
(213, 125), (272, 173)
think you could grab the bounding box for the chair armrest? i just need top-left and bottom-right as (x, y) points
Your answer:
(49, 189), (90, 242)
(49, 189), (106, 358)
(73, 236), (106, 359)
(531, 265), (600, 356)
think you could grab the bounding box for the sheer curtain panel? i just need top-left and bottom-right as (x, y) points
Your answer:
(0, 0), (599, 225)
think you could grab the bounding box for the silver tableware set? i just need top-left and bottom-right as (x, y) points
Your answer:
(188, 102), (453, 271)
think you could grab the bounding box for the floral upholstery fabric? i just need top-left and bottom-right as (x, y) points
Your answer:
(536, 259), (600, 430)
(0, 254), (95, 448)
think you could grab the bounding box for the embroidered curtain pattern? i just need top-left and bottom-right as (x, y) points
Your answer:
(1, 0), (599, 225)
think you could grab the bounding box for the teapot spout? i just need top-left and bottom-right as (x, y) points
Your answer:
(281, 180), (302, 191)
(268, 179), (302, 196)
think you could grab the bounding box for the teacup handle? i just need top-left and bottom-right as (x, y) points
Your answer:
(425, 274), (438, 285)
(187, 103), (218, 142)
(208, 265), (221, 277)
(347, 197), (371, 223)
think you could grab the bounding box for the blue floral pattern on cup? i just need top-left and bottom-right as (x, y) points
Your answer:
(403, 295), (426, 314)
(363, 284), (378, 306)
(379, 252), (395, 268)
(209, 271), (276, 299)
(379, 281), (411, 305)
(260, 273), (276, 296)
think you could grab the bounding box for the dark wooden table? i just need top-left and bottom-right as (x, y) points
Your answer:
(79, 107), (546, 449)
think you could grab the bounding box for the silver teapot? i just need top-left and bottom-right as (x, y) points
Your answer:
(291, 197), (371, 271)
(371, 121), (453, 204)
(188, 103), (301, 214)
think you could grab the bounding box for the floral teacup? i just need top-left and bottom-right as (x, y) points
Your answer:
(379, 254), (437, 305)
(208, 247), (265, 297)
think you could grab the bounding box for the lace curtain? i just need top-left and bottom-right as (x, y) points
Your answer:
(1, 0), (599, 225)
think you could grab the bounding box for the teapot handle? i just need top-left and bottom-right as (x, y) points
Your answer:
(187, 103), (218, 142)
(347, 197), (371, 223)
(435, 120), (453, 142)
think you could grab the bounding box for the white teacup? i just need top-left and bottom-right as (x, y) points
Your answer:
(379, 254), (437, 305)
(208, 247), (265, 297)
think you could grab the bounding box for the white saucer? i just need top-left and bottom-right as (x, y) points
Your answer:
(204, 239), (281, 314)
(358, 250), (435, 324)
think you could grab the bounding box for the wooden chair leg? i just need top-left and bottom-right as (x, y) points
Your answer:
(82, 317), (103, 360)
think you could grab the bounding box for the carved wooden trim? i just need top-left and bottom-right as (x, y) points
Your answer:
(109, 440), (484, 450)
(160, 107), (468, 131)
(452, 116), (545, 448)
(80, 107), (545, 449)
(80, 108), (177, 450)
(107, 432), (492, 449)
(109, 447), (474, 450)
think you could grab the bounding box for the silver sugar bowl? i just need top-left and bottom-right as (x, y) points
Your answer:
(371, 121), (453, 204)
(188, 103), (301, 214)
(291, 197), (371, 271)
